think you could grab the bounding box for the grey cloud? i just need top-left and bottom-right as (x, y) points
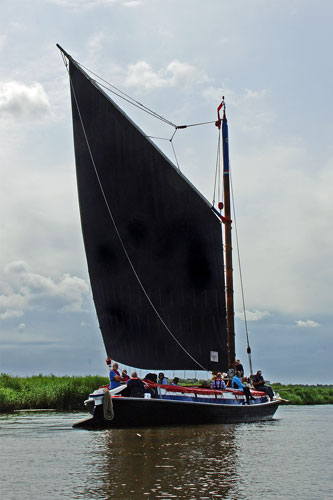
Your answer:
(0, 261), (90, 320)
(0, 81), (50, 120)
(48, 0), (142, 8)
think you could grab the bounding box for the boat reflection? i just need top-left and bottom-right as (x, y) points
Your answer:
(99, 424), (238, 499)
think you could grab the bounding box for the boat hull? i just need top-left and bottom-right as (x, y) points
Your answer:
(73, 397), (280, 429)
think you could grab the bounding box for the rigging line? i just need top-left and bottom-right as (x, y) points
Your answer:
(96, 81), (176, 126)
(170, 139), (180, 170)
(212, 129), (221, 206)
(170, 127), (177, 142)
(145, 136), (171, 141)
(181, 120), (216, 128)
(76, 62), (177, 127)
(75, 62), (216, 130)
(66, 64), (208, 372)
(229, 167), (253, 373)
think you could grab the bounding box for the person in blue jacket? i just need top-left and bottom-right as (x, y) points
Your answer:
(158, 372), (168, 385)
(232, 374), (255, 404)
(109, 362), (123, 390)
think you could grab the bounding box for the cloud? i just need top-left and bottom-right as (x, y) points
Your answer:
(0, 261), (90, 320)
(236, 309), (270, 321)
(0, 35), (6, 51)
(0, 81), (50, 120)
(296, 319), (320, 328)
(202, 85), (268, 107)
(125, 60), (208, 89)
(87, 32), (105, 63)
(48, 0), (142, 8)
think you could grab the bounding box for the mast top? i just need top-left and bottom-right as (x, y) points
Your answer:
(56, 44), (73, 62)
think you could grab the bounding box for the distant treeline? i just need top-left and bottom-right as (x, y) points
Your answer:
(0, 374), (332, 413)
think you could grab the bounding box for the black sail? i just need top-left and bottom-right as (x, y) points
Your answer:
(69, 59), (228, 370)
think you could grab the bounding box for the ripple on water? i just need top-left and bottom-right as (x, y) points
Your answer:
(0, 407), (332, 500)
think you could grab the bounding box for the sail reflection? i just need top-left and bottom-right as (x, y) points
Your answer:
(99, 425), (238, 499)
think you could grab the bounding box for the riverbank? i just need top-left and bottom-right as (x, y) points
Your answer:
(0, 374), (332, 412)
(0, 374), (108, 412)
(271, 383), (333, 405)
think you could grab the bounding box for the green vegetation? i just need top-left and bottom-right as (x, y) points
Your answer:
(0, 375), (332, 413)
(271, 383), (333, 405)
(0, 374), (108, 413)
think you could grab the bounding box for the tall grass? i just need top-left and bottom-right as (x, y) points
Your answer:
(271, 383), (333, 405)
(0, 374), (108, 412)
(0, 375), (332, 413)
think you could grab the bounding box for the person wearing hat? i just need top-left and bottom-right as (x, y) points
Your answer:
(252, 370), (274, 401)
(235, 359), (244, 377)
(210, 372), (226, 390)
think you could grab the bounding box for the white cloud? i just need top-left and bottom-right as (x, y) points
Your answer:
(0, 81), (50, 120)
(0, 261), (90, 320)
(125, 60), (208, 89)
(17, 323), (26, 331)
(296, 319), (320, 328)
(87, 32), (105, 63)
(0, 309), (24, 320)
(236, 309), (270, 321)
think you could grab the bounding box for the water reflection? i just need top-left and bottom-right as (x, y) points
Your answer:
(100, 425), (237, 499)
(1, 408), (331, 500)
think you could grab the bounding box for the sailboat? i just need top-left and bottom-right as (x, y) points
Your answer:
(57, 44), (280, 428)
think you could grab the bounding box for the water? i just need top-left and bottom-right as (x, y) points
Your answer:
(0, 406), (332, 500)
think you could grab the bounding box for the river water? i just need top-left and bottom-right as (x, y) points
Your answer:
(0, 406), (332, 500)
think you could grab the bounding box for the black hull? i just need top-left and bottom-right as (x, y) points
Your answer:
(73, 397), (280, 429)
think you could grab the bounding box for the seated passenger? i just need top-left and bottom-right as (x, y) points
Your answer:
(251, 370), (274, 401)
(126, 371), (146, 398)
(109, 362), (123, 390)
(232, 374), (255, 405)
(158, 373), (168, 385)
(144, 373), (158, 383)
(210, 372), (226, 390)
(122, 369), (129, 382)
(170, 377), (179, 386)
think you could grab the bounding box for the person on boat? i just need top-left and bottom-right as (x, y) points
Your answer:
(122, 369), (129, 382)
(109, 362), (123, 390)
(144, 373), (158, 383)
(232, 374), (255, 404)
(210, 372), (226, 390)
(170, 377), (179, 386)
(251, 370), (274, 401)
(158, 373), (168, 385)
(235, 359), (244, 377)
(125, 371), (146, 398)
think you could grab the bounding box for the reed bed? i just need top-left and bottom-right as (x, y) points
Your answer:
(0, 374), (108, 412)
(271, 383), (333, 405)
(0, 374), (332, 413)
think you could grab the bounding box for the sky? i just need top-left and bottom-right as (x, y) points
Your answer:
(0, 0), (332, 384)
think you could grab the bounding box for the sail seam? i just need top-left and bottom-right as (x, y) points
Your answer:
(67, 63), (209, 372)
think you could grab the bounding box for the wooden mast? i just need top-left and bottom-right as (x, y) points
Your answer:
(222, 105), (235, 370)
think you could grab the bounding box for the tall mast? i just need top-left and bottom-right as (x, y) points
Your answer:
(222, 105), (235, 369)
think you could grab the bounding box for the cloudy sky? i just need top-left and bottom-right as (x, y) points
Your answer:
(0, 0), (332, 384)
